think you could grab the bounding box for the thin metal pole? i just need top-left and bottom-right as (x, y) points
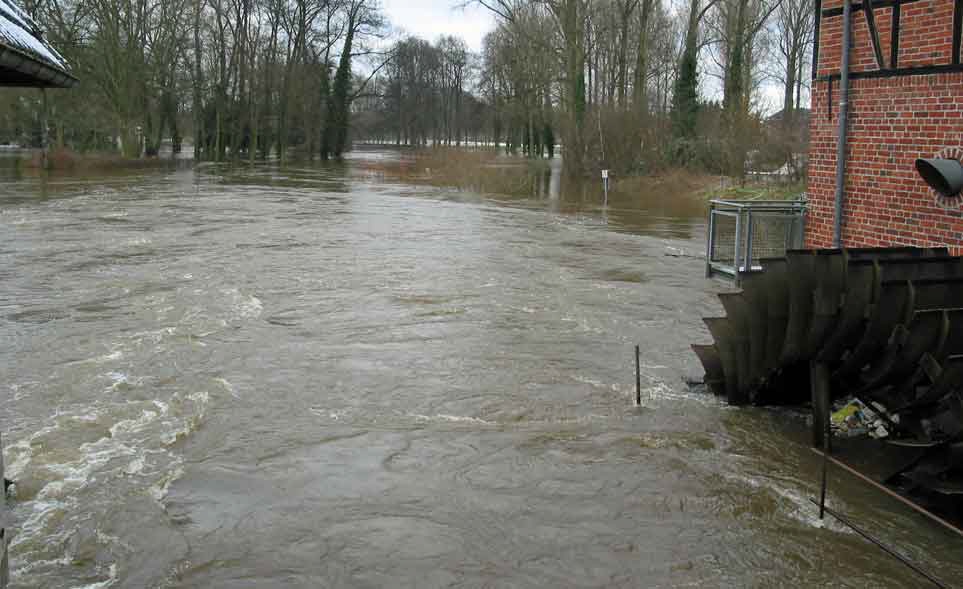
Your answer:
(705, 204), (716, 278)
(635, 345), (641, 406)
(734, 212), (743, 286)
(746, 211), (754, 271)
(819, 415), (830, 519)
(809, 500), (949, 588)
(810, 361), (831, 518)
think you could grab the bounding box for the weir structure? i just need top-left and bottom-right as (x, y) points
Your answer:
(695, 0), (963, 535)
(694, 247), (963, 524)
(0, 1), (76, 587)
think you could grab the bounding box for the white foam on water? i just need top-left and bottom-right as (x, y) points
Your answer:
(632, 365), (728, 408)
(10, 554), (71, 576)
(735, 474), (850, 532)
(8, 388), (210, 575)
(130, 327), (176, 345)
(223, 287), (263, 320)
(213, 377), (238, 399)
(124, 456), (146, 476)
(149, 464), (185, 503)
(13, 499), (70, 550)
(310, 407), (348, 420)
(5, 438), (36, 479)
(160, 392), (209, 445)
(4, 416), (71, 480)
(188, 391), (210, 406)
(9, 382), (36, 401)
(76, 563), (118, 589)
(109, 410), (158, 437)
(572, 374), (605, 388)
(104, 371), (144, 391)
(407, 413), (497, 426)
(67, 350), (124, 366)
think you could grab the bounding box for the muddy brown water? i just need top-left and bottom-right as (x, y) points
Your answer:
(1, 149), (961, 588)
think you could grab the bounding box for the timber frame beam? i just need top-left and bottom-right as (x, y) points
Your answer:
(814, 0), (963, 79)
(863, 0), (886, 69)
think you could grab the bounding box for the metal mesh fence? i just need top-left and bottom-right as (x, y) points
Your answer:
(706, 200), (806, 281)
(746, 214), (798, 268)
(709, 213), (737, 266)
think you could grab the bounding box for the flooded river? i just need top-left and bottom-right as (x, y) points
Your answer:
(1, 150), (961, 588)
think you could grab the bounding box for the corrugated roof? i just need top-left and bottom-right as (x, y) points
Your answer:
(0, 0), (76, 87)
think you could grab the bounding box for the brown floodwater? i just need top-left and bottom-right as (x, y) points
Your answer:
(0, 148), (960, 588)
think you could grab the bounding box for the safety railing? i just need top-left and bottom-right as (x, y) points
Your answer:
(705, 199), (806, 285)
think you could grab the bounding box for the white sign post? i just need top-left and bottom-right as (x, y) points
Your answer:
(601, 169), (610, 207)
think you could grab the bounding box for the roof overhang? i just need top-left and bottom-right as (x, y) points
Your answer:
(0, 0), (77, 88)
(0, 43), (77, 87)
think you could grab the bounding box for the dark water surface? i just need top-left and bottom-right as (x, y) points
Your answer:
(1, 151), (961, 588)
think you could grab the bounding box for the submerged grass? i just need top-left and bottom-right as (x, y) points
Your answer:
(18, 148), (189, 172)
(366, 147), (723, 206)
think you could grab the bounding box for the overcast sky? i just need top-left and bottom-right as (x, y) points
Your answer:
(381, 0), (497, 52)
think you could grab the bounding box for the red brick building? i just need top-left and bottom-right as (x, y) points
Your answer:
(808, 0), (963, 250)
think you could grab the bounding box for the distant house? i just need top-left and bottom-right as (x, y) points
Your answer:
(0, 0), (76, 88)
(766, 108), (811, 130)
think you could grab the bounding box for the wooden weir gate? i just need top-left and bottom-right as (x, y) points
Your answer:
(693, 247), (963, 528)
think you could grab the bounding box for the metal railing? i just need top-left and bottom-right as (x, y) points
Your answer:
(705, 199), (806, 284)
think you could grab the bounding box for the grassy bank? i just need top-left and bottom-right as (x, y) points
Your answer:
(705, 177), (807, 201)
(382, 147), (802, 205)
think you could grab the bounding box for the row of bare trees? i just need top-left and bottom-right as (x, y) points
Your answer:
(2, 0), (385, 161)
(0, 0), (814, 177)
(352, 36), (491, 147)
(452, 0), (814, 177)
(348, 0), (813, 178)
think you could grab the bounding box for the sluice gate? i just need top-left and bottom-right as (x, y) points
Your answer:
(692, 247), (963, 522)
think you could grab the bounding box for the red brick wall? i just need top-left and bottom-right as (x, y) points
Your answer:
(807, 0), (963, 251)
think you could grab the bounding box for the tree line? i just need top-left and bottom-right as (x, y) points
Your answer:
(1, 0), (384, 161)
(460, 0), (813, 177)
(0, 0), (814, 178)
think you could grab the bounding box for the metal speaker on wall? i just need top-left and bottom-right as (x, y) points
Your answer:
(916, 157), (963, 198)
